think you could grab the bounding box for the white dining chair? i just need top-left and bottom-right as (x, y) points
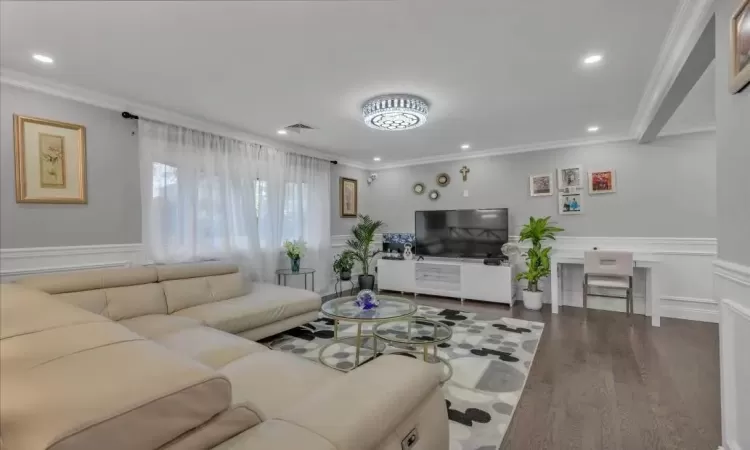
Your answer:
(583, 250), (634, 315)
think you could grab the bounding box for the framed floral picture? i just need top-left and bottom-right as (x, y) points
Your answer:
(14, 115), (87, 203)
(557, 166), (583, 190)
(529, 173), (553, 196)
(589, 169), (616, 194)
(339, 177), (358, 217)
(730, 0), (750, 93)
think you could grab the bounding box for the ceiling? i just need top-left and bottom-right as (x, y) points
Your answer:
(0, 0), (715, 165)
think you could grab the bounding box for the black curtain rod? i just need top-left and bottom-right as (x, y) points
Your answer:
(121, 111), (337, 164)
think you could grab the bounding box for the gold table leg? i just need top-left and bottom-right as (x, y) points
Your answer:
(355, 323), (362, 366)
(334, 319), (339, 340)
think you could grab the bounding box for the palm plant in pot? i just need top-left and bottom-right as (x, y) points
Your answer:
(341, 214), (385, 291)
(515, 216), (564, 310)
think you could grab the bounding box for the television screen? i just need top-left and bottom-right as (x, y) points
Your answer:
(414, 209), (509, 258)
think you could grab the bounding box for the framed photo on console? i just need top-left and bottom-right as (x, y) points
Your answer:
(13, 115), (87, 204)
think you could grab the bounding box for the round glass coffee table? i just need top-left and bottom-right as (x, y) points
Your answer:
(373, 317), (453, 383)
(319, 295), (417, 370)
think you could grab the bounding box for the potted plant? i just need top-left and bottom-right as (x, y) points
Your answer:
(282, 239), (306, 273)
(515, 216), (564, 310)
(333, 252), (355, 281)
(342, 214), (385, 291)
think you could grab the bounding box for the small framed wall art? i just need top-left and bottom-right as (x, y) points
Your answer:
(529, 173), (553, 197)
(557, 165), (583, 190)
(339, 177), (358, 217)
(730, 0), (750, 93)
(589, 169), (616, 194)
(413, 182), (426, 195)
(436, 173), (451, 187)
(14, 115), (87, 204)
(559, 191), (583, 215)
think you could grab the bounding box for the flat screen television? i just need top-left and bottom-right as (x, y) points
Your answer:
(415, 209), (509, 259)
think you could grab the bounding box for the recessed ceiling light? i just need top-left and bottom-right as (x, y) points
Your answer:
(373, 157), (381, 162)
(277, 129), (288, 135)
(461, 144), (471, 150)
(587, 126), (600, 132)
(32, 53), (54, 64)
(583, 54), (603, 65)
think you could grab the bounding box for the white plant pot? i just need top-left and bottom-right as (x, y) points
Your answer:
(522, 290), (544, 311)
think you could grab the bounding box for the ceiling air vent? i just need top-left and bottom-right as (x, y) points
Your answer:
(284, 123), (316, 134)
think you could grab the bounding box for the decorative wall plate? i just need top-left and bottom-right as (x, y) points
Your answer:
(413, 182), (426, 195)
(428, 189), (440, 201)
(436, 173), (451, 187)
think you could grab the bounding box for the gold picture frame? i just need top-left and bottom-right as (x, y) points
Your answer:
(340, 177), (358, 217)
(14, 115), (87, 203)
(730, 0), (750, 93)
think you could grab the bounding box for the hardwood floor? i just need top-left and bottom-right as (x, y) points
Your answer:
(410, 296), (721, 450)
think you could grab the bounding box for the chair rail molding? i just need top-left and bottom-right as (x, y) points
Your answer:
(714, 258), (750, 450)
(0, 244), (145, 279)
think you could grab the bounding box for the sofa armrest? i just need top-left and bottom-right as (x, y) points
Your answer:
(277, 355), (443, 450)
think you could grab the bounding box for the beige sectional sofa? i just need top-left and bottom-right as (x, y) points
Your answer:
(0, 262), (449, 450)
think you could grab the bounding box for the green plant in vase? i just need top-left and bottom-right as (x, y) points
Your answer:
(333, 252), (355, 281)
(515, 216), (564, 310)
(341, 214), (385, 291)
(283, 239), (306, 273)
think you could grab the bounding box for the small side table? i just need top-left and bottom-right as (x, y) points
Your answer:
(276, 268), (316, 291)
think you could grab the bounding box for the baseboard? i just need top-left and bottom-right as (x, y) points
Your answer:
(660, 295), (719, 323)
(0, 244), (144, 279)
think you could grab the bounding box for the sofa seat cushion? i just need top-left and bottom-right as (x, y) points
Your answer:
(219, 351), (340, 420)
(118, 314), (202, 339)
(172, 284), (321, 334)
(153, 326), (270, 369)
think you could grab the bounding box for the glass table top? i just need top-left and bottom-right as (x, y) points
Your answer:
(373, 317), (453, 345)
(321, 295), (417, 321)
(275, 268), (316, 275)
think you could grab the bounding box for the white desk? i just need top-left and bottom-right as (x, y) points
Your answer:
(550, 252), (663, 326)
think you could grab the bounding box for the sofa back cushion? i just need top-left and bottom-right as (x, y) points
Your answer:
(0, 284), (232, 450)
(16, 266), (168, 319)
(156, 263), (249, 313)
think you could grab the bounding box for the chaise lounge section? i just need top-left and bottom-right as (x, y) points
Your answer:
(1, 263), (449, 450)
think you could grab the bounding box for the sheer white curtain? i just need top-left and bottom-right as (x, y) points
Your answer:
(139, 119), (331, 286)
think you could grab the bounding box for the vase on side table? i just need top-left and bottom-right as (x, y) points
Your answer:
(291, 257), (301, 273)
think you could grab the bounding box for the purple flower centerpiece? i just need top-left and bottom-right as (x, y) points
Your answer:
(354, 290), (379, 310)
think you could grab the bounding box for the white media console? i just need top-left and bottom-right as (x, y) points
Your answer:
(377, 257), (517, 306)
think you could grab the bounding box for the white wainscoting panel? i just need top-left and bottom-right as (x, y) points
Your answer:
(514, 236), (717, 322)
(715, 259), (750, 450)
(0, 244), (145, 281)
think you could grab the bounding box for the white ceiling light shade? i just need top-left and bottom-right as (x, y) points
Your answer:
(32, 53), (54, 64)
(583, 54), (603, 65)
(362, 94), (429, 131)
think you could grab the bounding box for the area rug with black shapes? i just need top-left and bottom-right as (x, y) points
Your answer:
(264, 305), (544, 450)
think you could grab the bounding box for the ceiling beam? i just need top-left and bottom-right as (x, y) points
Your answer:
(630, 0), (715, 144)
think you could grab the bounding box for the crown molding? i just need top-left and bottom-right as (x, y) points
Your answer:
(0, 67), (370, 168)
(629, 0), (715, 139)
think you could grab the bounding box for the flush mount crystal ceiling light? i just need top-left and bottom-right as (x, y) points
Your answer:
(362, 94), (429, 131)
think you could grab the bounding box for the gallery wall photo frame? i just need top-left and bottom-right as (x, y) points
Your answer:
(529, 173), (553, 197)
(730, 0), (750, 93)
(559, 190), (583, 215)
(589, 169), (617, 194)
(339, 177), (358, 217)
(14, 115), (87, 204)
(557, 165), (584, 190)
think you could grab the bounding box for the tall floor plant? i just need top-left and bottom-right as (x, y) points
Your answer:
(515, 216), (564, 309)
(342, 214), (385, 291)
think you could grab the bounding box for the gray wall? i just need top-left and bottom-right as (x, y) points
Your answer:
(331, 164), (370, 236)
(367, 132), (717, 237)
(0, 85), (141, 248)
(716, 0), (750, 266)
